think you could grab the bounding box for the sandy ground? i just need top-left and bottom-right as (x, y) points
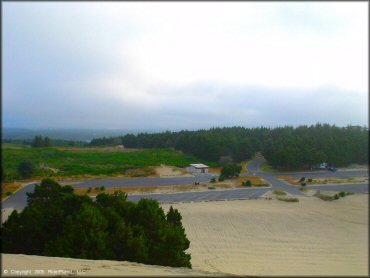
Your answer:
(162, 195), (368, 276)
(155, 165), (193, 178)
(2, 195), (368, 276)
(1, 254), (214, 276)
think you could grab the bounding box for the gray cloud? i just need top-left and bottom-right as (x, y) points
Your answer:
(3, 2), (368, 130)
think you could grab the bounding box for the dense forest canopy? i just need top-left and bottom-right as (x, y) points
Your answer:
(1, 179), (192, 268)
(89, 124), (368, 170)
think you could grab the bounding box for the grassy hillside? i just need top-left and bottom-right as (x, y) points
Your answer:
(2, 146), (214, 181)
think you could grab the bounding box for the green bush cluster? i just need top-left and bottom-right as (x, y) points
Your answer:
(1, 179), (192, 268)
(241, 180), (252, 187)
(220, 164), (242, 179)
(276, 196), (299, 202)
(273, 189), (286, 195)
(315, 191), (354, 201)
(334, 191), (354, 200)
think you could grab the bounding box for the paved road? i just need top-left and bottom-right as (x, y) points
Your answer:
(2, 183), (37, 210)
(246, 156), (368, 195)
(3, 157), (368, 211)
(73, 174), (214, 188)
(126, 187), (269, 203)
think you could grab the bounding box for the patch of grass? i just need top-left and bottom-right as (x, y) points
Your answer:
(276, 196), (299, 202)
(2, 147), (214, 182)
(1, 183), (22, 200)
(277, 175), (301, 185)
(260, 162), (278, 173)
(314, 193), (335, 201)
(240, 160), (250, 174)
(237, 176), (267, 187)
(273, 189), (286, 195)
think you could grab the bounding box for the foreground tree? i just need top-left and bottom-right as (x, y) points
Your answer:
(220, 163), (242, 179)
(1, 179), (192, 268)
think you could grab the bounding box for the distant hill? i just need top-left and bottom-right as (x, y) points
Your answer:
(2, 128), (159, 142)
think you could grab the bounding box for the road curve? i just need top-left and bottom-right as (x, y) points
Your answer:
(246, 156), (368, 195)
(2, 157), (368, 211)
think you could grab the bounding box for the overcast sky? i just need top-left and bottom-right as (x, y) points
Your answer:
(3, 2), (368, 130)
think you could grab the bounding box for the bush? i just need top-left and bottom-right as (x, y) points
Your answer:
(2, 179), (192, 268)
(273, 189), (286, 195)
(299, 177), (305, 182)
(210, 178), (216, 183)
(6, 191), (13, 196)
(87, 187), (92, 193)
(334, 194), (339, 200)
(338, 191), (346, 198)
(220, 164), (242, 179)
(17, 160), (35, 179)
(301, 182), (306, 186)
(218, 175), (225, 181)
(242, 180), (252, 187)
(314, 193), (334, 201)
(100, 186), (105, 191)
(276, 196), (299, 202)
(307, 178), (313, 182)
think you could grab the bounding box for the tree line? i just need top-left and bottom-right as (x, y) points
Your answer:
(89, 124), (368, 170)
(1, 179), (192, 268)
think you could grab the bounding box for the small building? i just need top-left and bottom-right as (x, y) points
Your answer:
(188, 163), (209, 174)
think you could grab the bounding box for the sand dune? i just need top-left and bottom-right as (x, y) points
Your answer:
(162, 195), (368, 276)
(1, 254), (214, 276)
(2, 195), (368, 276)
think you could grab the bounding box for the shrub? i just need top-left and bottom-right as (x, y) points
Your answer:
(87, 187), (92, 193)
(245, 180), (252, 187)
(210, 178), (216, 183)
(299, 177), (305, 182)
(100, 186), (105, 191)
(220, 164), (242, 179)
(208, 186), (215, 190)
(301, 182), (306, 186)
(273, 189), (286, 195)
(334, 194), (339, 200)
(276, 196), (299, 202)
(338, 191), (346, 198)
(218, 175), (225, 181)
(6, 191), (13, 196)
(307, 178), (313, 182)
(314, 193), (334, 201)
(17, 160), (35, 179)
(299, 187), (308, 192)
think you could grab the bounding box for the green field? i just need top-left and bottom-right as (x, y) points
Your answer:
(2, 146), (214, 181)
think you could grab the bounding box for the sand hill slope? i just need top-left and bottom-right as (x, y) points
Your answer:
(2, 254), (215, 276)
(2, 194), (368, 276)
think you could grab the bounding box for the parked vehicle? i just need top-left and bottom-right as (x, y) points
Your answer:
(328, 167), (337, 172)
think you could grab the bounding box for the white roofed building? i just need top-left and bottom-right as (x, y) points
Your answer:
(188, 163), (209, 174)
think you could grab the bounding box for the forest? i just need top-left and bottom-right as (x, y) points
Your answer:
(89, 124), (368, 170)
(1, 179), (192, 268)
